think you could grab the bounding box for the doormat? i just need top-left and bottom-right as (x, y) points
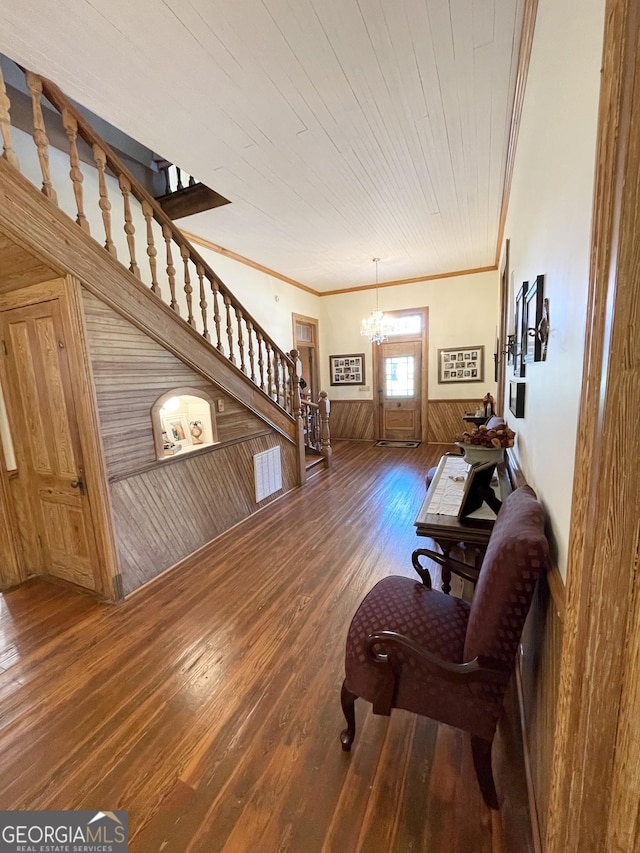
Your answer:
(375, 440), (421, 448)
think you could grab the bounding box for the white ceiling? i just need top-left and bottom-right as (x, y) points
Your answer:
(0, 0), (524, 293)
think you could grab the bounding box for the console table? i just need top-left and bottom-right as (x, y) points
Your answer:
(413, 454), (512, 593)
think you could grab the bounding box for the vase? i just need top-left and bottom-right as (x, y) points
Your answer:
(190, 422), (203, 444)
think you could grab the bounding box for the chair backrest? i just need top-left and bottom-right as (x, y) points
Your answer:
(486, 415), (506, 430)
(463, 485), (549, 666)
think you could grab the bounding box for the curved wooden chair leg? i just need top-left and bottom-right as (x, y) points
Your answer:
(471, 736), (499, 809)
(340, 680), (357, 751)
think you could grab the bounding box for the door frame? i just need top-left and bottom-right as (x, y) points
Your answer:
(545, 1), (640, 850)
(496, 239), (510, 416)
(0, 277), (121, 599)
(291, 313), (320, 400)
(371, 307), (429, 442)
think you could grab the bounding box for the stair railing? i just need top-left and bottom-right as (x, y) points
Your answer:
(301, 391), (332, 466)
(0, 61), (297, 419)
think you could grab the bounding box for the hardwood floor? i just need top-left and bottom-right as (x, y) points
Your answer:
(0, 440), (533, 852)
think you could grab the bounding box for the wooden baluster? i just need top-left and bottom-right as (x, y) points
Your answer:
(175, 166), (184, 190)
(281, 356), (289, 408)
(319, 390), (332, 467)
(265, 342), (274, 398)
(0, 64), (19, 169)
(188, 175), (196, 187)
(196, 264), (210, 342)
(141, 200), (160, 294)
(210, 277), (223, 352)
(92, 143), (117, 257)
(283, 358), (292, 413)
(180, 245), (196, 327)
(236, 309), (246, 374)
(25, 72), (57, 203)
(161, 224), (178, 313)
(118, 174), (141, 278)
(257, 332), (265, 390)
(290, 350), (304, 417)
(224, 293), (235, 364)
(61, 109), (89, 233)
(246, 321), (256, 383)
(161, 164), (171, 195)
(272, 351), (279, 403)
(290, 348), (307, 483)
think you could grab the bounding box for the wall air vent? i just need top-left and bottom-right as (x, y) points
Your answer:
(254, 446), (282, 502)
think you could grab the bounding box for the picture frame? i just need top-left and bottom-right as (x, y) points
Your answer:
(163, 415), (191, 445)
(524, 274), (545, 363)
(437, 345), (484, 384)
(509, 381), (526, 418)
(329, 353), (365, 386)
(458, 462), (502, 518)
(514, 281), (528, 378)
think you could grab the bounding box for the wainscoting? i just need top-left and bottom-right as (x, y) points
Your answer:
(329, 399), (375, 441)
(426, 399), (478, 443)
(330, 398), (485, 444)
(519, 569), (564, 846)
(110, 432), (298, 594)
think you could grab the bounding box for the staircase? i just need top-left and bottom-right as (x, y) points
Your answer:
(0, 58), (331, 480)
(153, 159), (231, 220)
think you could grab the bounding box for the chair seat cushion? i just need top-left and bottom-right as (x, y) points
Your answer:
(344, 575), (507, 739)
(346, 576), (470, 673)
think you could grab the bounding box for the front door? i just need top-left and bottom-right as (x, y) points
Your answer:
(378, 340), (422, 441)
(0, 299), (100, 590)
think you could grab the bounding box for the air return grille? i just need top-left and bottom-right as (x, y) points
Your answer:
(254, 446), (282, 502)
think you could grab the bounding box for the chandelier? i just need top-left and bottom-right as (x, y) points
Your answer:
(360, 258), (392, 345)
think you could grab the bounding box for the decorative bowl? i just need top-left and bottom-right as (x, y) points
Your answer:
(455, 442), (505, 466)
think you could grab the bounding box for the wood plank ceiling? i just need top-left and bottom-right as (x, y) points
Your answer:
(0, 0), (524, 292)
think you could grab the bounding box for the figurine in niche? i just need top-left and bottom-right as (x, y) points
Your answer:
(189, 420), (204, 444)
(482, 392), (495, 418)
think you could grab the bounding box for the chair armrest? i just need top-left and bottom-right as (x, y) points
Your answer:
(412, 548), (479, 585)
(365, 631), (510, 685)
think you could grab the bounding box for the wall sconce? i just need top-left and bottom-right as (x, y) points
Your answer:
(493, 334), (516, 366)
(493, 334), (516, 382)
(528, 297), (550, 361)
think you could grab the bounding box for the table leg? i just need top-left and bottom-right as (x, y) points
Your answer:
(434, 539), (453, 594)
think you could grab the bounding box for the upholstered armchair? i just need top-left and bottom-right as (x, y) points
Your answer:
(339, 485), (549, 808)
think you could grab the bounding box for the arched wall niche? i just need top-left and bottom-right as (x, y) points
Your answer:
(151, 387), (218, 459)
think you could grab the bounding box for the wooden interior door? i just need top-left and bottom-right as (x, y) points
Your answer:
(0, 299), (99, 590)
(292, 314), (319, 401)
(378, 340), (422, 441)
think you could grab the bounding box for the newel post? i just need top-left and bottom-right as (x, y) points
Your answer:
(289, 349), (307, 485)
(318, 390), (332, 468)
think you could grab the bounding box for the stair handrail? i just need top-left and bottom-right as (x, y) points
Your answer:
(0, 62), (297, 419)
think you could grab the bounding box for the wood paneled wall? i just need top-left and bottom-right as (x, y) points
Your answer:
(111, 432), (298, 595)
(0, 233), (60, 294)
(329, 400), (375, 441)
(82, 290), (299, 595)
(330, 398), (485, 444)
(82, 292), (272, 479)
(426, 399), (479, 443)
(519, 570), (564, 846)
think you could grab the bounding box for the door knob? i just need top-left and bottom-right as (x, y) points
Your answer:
(70, 477), (85, 495)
